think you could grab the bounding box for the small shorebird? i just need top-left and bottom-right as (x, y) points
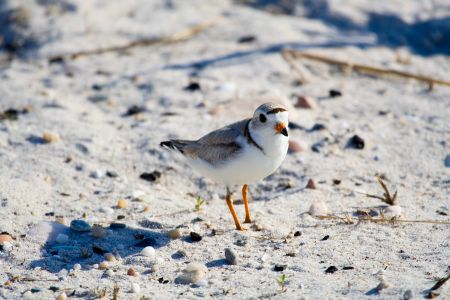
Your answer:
(160, 103), (289, 230)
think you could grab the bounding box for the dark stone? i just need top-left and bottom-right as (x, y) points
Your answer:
(184, 82), (201, 92)
(134, 238), (157, 247)
(123, 105), (146, 117)
(109, 223), (126, 229)
(140, 171), (161, 182)
(91, 84), (103, 91)
(237, 35), (257, 43)
(329, 89), (342, 97)
(348, 135), (365, 149)
(325, 266), (338, 273)
(294, 231), (301, 237)
(117, 215), (125, 220)
(321, 235), (330, 241)
(48, 286), (59, 292)
(190, 232), (202, 242)
(342, 266), (354, 270)
(332, 179), (342, 185)
(31, 288), (42, 293)
(45, 212), (55, 216)
(309, 123), (327, 132)
(92, 245), (107, 255)
(274, 264), (286, 272)
(106, 171), (118, 178)
(75, 143), (89, 155)
(88, 94), (108, 103)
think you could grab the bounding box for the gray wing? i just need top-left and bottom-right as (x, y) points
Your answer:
(182, 118), (250, 165)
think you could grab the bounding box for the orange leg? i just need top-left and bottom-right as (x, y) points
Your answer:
(226, 192), (243, 231)
(242, 184), (252, 223)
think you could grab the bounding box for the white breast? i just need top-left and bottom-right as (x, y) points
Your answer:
(186, 133), (288, 187)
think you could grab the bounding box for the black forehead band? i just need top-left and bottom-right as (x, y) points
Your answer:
(266, 107), (287, 114)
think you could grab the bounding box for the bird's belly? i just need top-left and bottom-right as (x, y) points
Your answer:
(187, 139), (287, 186)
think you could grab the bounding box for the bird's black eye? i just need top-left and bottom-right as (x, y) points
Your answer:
(259, 113), (267, 123)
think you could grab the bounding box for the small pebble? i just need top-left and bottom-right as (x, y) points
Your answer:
(0, 234), (13, 245)
(90, 170), (103, 179)
(56, 234), (69, 244)
(104, 253), (116, 262)
(73, 263), (81, 271)
(308, 201), (329, 216)
(106, 170), (118, 178)
(117, 199), (127, 209)
(173, 250), (187, 259)
(237, 35), (256, 43)
(127, 267), (139, 277)
(70, 220), (91, 232)
(305, 179), (316, 189)
(175, 263), (207, 284)
(329, 89), (342, 97)
(325, 266), (338, 273)
(132, 190), (145, 199)
(42, 132), (60, 143)
(190, 232), (202, 242)
(56, 292), (67, 300)
(224, 248), (238, 265)
(167, 228), (181, 239)
(294, 95), (317, 109)
(91, 225), (107, 238)
(294, 231), (301, 237)
(141, 246), (155, 258)
(184, 82), (201, 92)
(151, 264), (160, 273)
(106, 269), (114, 277)
(30, 287), (42, 293)
(444, 154), (450, 167)
(288, 140), (305, 153)
(98, 261), (108, 270)
(140, 171), (161, 182)
(347, 135), (365, 149)
(274, 264), (286, 272)
(131, 282), (140, 294)
(321, 235), (330, 241)
(383, 205), (402, 217)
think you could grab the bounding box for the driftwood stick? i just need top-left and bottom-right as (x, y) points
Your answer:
(283, 50), (450, 88)
(0, 18), (221, 65)
(280, 50), (313, 83)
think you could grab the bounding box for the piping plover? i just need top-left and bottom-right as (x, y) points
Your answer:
(160, 102), (289, 230)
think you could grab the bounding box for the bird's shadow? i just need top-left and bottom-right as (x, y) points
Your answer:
(29, 221), (170, 273)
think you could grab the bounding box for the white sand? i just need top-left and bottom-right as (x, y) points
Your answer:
(0, 0), (449, 299)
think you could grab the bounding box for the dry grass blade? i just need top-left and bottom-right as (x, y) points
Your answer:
(430, 273), (450, 291)
(283, 50), (450, 89)
(376, 176), (397, 205)
(112, 285), (119, 300)
(316, 215), (450, 225)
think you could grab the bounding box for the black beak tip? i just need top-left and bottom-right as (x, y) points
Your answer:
(281, 128), (288, 137)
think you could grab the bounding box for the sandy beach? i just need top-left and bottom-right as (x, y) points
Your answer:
(0, 0), (449, 299)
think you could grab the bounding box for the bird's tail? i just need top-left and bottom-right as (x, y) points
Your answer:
(160, 139), (192, 154)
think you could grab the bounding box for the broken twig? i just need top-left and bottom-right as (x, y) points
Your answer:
(283, 50), (450, 89)
(316, 215), (450, 225)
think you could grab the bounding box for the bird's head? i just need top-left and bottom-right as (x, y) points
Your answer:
(250, 102), (289, 138)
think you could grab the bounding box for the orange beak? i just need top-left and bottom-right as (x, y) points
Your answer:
(275, 122), (288, 136)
